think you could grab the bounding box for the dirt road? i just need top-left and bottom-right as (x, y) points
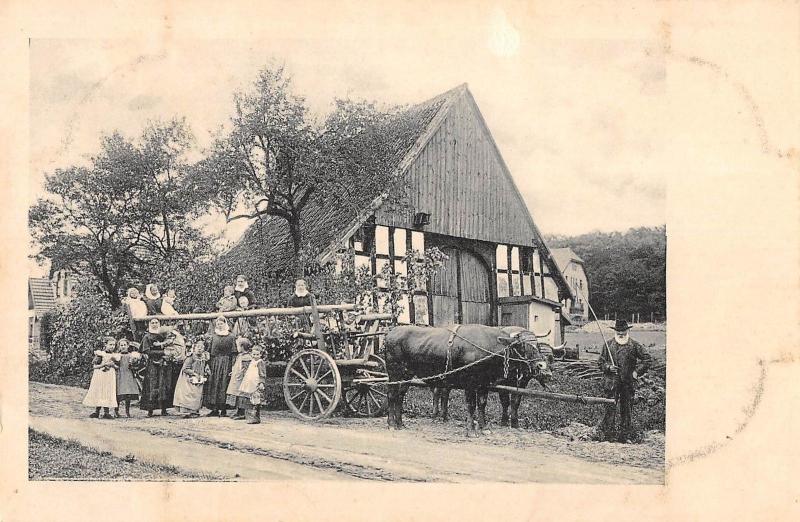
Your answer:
(30, 382), (663, 483)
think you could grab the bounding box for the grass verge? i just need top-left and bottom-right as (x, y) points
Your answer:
(28, 429), (228, 481)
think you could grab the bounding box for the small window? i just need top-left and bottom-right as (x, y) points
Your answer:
(375, 258), (390, 288)
(511, 247), (520, 271)
(413, 294), (429, 325)
(355, 254), (371, 271)
(411, 231), (424, 255)
(375, 226), (390, 255)
(394, 228), (407, 258)
(496, 245), (508, 270)
(497, 273), (509, 298)
(397, 294), (411, 324)
(511, 273), (521, 296)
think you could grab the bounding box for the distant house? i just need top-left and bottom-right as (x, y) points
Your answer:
(226, 83), (572, 347)
(551, 247), (589, 324)
(28, 278), (57, 352)
(50, 268), (77, 304)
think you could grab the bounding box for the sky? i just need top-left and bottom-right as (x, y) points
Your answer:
(27, 2), (797, 277)
(29, 8), (667, 240)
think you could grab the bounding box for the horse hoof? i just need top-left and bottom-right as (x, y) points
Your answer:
(481, 429), (492, 435)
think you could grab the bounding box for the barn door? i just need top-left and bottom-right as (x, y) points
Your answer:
(431, 247), (459, 326)
(431, 247), (492, 326)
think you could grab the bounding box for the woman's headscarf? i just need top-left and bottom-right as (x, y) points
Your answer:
(214, 315), (231, 336)
(144, 284), (161, 300)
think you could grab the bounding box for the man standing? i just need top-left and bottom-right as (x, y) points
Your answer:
(598, 319), (652, 442)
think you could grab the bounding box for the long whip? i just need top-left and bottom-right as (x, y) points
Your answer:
(573, 285), (614, 367)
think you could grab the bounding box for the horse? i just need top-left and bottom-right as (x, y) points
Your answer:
(384, 324), (552, 436)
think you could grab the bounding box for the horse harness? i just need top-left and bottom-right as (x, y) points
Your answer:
(445, 325), (534, 379)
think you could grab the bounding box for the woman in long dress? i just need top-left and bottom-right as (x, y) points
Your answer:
(139, 318), (173, 417)
(114, 338), (140, 418)
(83, 337), (120, 418)
(173, 339), (210, 417)
(202, 316), (237, 416)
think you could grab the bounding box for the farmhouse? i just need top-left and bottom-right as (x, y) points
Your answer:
(227, 84), (571, 347)
(28, 277), (56, 352)
(551, 247), (590, 325)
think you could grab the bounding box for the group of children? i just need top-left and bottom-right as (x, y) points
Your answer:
(81, 337), (143, 419)
(83, 331), (269, 424)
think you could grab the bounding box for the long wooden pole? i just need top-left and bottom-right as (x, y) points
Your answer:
(135, 303), (358, 322)
(490, 385), (614, 405)
(573, 285), (614, 367)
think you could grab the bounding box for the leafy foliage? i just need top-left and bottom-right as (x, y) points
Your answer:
(29, 119), (209, 308)
(546, 226), (666, 320)
(30, 277), (130, 388)
(189, 66), (419, 274)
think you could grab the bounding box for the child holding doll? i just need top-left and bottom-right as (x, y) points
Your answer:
(239, 344), (267, 424)
(173, 339), (211, 418)
(83, 337), (121, 419)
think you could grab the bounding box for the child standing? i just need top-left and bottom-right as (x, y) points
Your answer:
(217, 285), (238, 312)
(232, 295), (255, 337)
(239, 344), (267, 424)
(226, 337), (253, 420)
(160, 288), (179, 316)
(114, 338), (139, 418)
(83, 337), (120, 419)
(173, 339), (210, 417)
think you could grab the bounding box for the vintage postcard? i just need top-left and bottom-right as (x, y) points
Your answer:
(1, 1), (798, 521)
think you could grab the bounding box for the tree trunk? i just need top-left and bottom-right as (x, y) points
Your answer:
(101, 278), (122, 309)
(288, 213), (303, 277)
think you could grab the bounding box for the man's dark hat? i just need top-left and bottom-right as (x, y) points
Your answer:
(611, 319), (632, 332)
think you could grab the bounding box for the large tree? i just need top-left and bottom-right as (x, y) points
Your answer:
(190, 66), (414, 271)
(29, 118), (207, 308)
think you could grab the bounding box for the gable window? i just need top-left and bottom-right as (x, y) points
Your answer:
(510, 246), (521, 296)
(496, 244), (509, 298)
(521, 250), (533, 296)
(496, 244), (533, 298)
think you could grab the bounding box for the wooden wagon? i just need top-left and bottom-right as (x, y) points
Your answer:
(126, 302), (392, 421)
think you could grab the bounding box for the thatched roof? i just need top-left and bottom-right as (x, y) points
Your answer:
(223, 84), (463, 276)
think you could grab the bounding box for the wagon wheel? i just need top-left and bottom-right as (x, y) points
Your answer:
(345, 355), (388, 417)
(283, 349), (342, 421)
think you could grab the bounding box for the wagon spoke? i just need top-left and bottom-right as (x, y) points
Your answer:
(314, 358), (327, 380)
(316, 370), (332, 382)
(365, 393), (372, 415)
(290, 389), (307, 401)
(298, 392), (310, 412)
(308, 395), (315, 416)
(314, 393), (325, 413)
(286, 382), (305, 387)
(298, 357), (310, 378)
(368, 390), (383, 408)
(291, 368), (307, 381)
(308, 355), (315, 379)
(369, 388), (387, 398)
(316, 384), (336, 388)
(317, 388), (333, 405)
